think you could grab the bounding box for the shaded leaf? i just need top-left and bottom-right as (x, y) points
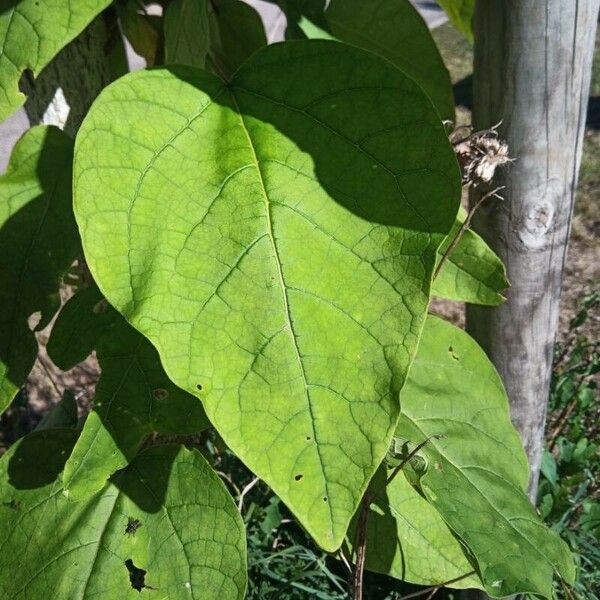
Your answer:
(348, 466), (483, 589)
(0, 125), (80, 414)
(164, 0), (211, 68)
(294, 0), (454, 120)
(0, 429), (247, 599)
(117, 1), (161, 66)
(208, 0), (267, 77)
(74, 40), (461, 550)
(35, 390), (78, 430)
(0, 0), (111, 120)
(432, 207), (509, 305)
(397, 316), (575, 597)
(47, 285), (210, 499)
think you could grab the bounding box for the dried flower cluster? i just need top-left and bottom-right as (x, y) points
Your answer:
(447, 122), (513, 187)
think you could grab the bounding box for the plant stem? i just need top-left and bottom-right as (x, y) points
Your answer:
(352, 490), (372, 600)
(433, 186), (505, 281)
(398, 571), (477, 600)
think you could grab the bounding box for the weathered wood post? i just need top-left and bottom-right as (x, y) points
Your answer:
(466, 0), (599, 500)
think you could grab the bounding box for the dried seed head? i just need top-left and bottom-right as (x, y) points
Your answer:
(450, 123), (513, 187)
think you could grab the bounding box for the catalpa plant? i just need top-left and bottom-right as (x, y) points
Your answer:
(0, 0), (574, 598)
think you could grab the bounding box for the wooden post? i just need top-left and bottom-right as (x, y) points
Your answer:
(466, 0), (599, 500)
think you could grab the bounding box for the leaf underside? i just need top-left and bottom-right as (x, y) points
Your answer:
(0, 0), (111, 121)
(0, 125), (80, 414)
(396, 316), (575, 597)
(348, 466), (483, 590)
(0, 430), (247, 599)
(74, 40), (461, 550)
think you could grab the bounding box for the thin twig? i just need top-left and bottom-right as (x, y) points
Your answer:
(338, 548), (353, 576)
(398, 571), (477, 600)
(352, 490), (371, 600)
(216, 470), (242, 497)
(386, 435), (443, 486)
(238, 476), (260, 512)
(433, 186), (505, 281)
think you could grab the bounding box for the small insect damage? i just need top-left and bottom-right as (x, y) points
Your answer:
(125, 559), (153, 592)
(447, 122), (513, 187)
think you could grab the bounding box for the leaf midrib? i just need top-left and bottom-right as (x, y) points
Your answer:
(229, 89), (336, 537)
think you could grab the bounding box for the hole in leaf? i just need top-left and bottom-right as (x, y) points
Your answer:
(294, 474), (303, 481)
(305, 436), (311, 441)
(125, 517), (142, 536)
(323, 496), (328, 502)
(196, 384), (203, 391)
(448, 346), (459, 360)
(125, 559), (147, 591)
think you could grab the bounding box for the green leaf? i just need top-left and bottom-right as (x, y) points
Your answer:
(436, 0), (475, 42)
(208, 0), (267, 77)
(35, 390), (78, 430)
(0, 0), (111, 121)
(397, 316), (575, 597)
(294, 0), (455, 120)
(164, 0), (211, 68)
(117, 1), (161, 66)
(432, 207), (509, 305)
(47, 286), (210, 499)
(348, 466), (483, 589)
(74, 40), (461, 550)
(0, 125), (80, 414)
(0, 429), (247, 599)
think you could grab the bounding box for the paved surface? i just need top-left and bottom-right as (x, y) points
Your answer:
(0, 2), (446, 171)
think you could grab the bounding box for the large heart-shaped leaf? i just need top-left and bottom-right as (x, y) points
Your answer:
(433, 207), (509, 305)
(0, 125), (80, 414)
(397, 316), (575, 597)
(347, 466), (483, 589)
(74, 40), (461, 550)
(292, 0), (454, 120)
(0, 429), (247, 599)
(0, 0), (111, 121)
(47, 285), (209, 500)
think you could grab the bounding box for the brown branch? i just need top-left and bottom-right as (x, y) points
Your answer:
(433, 186), (505, 281)
(386, 435), (443, 486)
(398, 571), (477, 600)
(352, 490), (372, 600)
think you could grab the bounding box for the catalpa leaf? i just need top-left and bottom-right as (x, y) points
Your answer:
(294, 0), (454, 120)
(47, 286), (209, 500)
(0, 429), (247, 599)
(0, 125), (80, 414)
(164, 0), (211, 68)
(347, 466), (483, 589)
(208, 0), (268, 77)
(74, 40), (461, 550)
(397, 316), (575, 597)
(0, 0), (111, 121)
(433, 207), (509, 305)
